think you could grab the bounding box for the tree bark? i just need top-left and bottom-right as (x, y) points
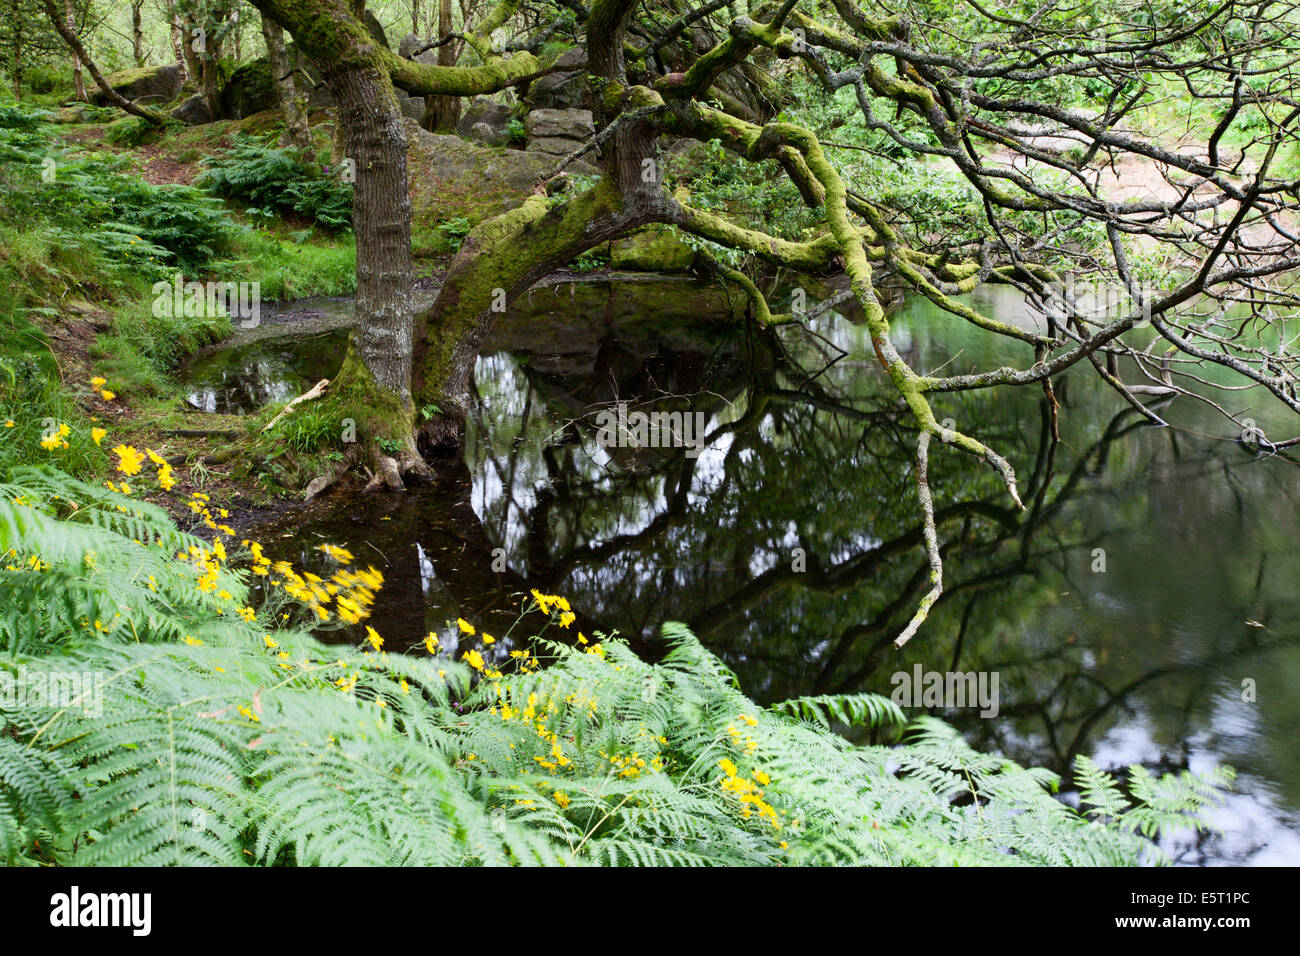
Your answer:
(322, 59), (431, 485)
(67, 0), (85, 100)
(180, 15), (202, 90)
(261, 14), (311, 148)
(165, 0), (187, 83)
(131, 0), (145, 67)
(423, 0), (459, 132)
(199, 15), (224, 122)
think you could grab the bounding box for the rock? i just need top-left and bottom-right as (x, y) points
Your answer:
(524, 107), (594, 141)
(525, 47), (588, 110)
(456, 96), (511, 141)
(526, 136), (583, 158)
(468, 122), (501, 145)
(364, 9), (389, 48)
(219, 60), (276, 119)
(610, 226), (698, 272)
(396, 92), (426, 124)
(306, 80), (335, 111)
(170, 94), (212, 126)
(398, 33), (437, 65)
(53, 105), (91, 123)
(405, 119), (596, 231)
(88, 65), (182, 106)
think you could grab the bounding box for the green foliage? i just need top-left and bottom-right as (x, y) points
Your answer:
(436, 216), (473, 252)
(0, 108), (237, 279)
(271, 408), (340, 452)
(222, 229), (357, 301)
(0, 105), (52, 130)
(0, 467), (1233, 866)
(197, 134), (353, 231)
(103, 117), (169, 148)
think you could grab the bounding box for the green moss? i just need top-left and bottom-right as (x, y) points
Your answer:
(610, 226), (698, 271)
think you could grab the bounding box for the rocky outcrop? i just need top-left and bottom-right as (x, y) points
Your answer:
(524, 108), (594, 160)
(396, 90), (426, 124)
(406, 119), (561, 229)
(88, 65), (182, 106)
(397, 33), (437, 64)
(609, 226), (698, 272)
(170, 94), (212, 126)
(456, 97), (512, 145)
(219, 60), (276, 119)
(524, 47), (588, 110)
(363, 10), (389, 48)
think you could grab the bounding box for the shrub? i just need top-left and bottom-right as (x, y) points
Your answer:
(197, 134), (353, 230)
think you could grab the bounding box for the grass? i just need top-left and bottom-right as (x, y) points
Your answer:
(226, 229), (356, 301)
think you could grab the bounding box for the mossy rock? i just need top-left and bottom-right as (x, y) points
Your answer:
(406, 119), (583, 231)
(220, 60), (277, 120)
(88, 65), (182, 106)
(610, 226), (698, 272)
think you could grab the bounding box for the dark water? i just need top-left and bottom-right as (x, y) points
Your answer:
(186, 280), (1300, 865)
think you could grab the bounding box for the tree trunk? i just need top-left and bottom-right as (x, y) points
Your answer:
(200, 28), (224, 121)
(322, 61), (432, 486)
(423, 0), (459, 132)
(261, 15), (311, 148)
(166, 0), (188, 83)
(67, 0), (86, 100)
(180, 15), (202, 90)
(131, 0), (145, 67)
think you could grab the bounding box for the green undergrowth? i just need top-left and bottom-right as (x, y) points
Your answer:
(0, 462), (1233, 865)
(0, 106), (356, 477)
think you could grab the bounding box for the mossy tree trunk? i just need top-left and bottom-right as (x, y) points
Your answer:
(322, 59), (434, 489)
(130, 0), (145, 68)
(66, 0), (85, 100)
(423, 0), (459, 132)
(180, 13), (201, 87)
(414, 0), (668, 447)
(260, 14), (311, 149)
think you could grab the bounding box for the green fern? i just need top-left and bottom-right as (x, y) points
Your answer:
(0, 466), (1233, 866)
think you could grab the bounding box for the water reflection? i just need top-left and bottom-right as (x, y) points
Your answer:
(236, 284), (1299, 865)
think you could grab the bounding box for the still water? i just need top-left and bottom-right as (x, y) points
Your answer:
(185, 280), (1300, 865)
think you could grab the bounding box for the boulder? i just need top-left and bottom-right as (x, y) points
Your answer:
(405, 119), (596, 231)
(524, 107), (594, 141)
(88, 65), (182, 106)
(468, 122), (500, 145)
(398, 33), (437, 65)
(610, 226), (698, 272)
(364, 9), (389, 48)
(170, 94), (212, 126)
(526, 136), (583, 158)
(456, 96), (511, 142)
(525, 46), (588, 110)
(219, 60), (276, 119)
(396, 91), (426, 124)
